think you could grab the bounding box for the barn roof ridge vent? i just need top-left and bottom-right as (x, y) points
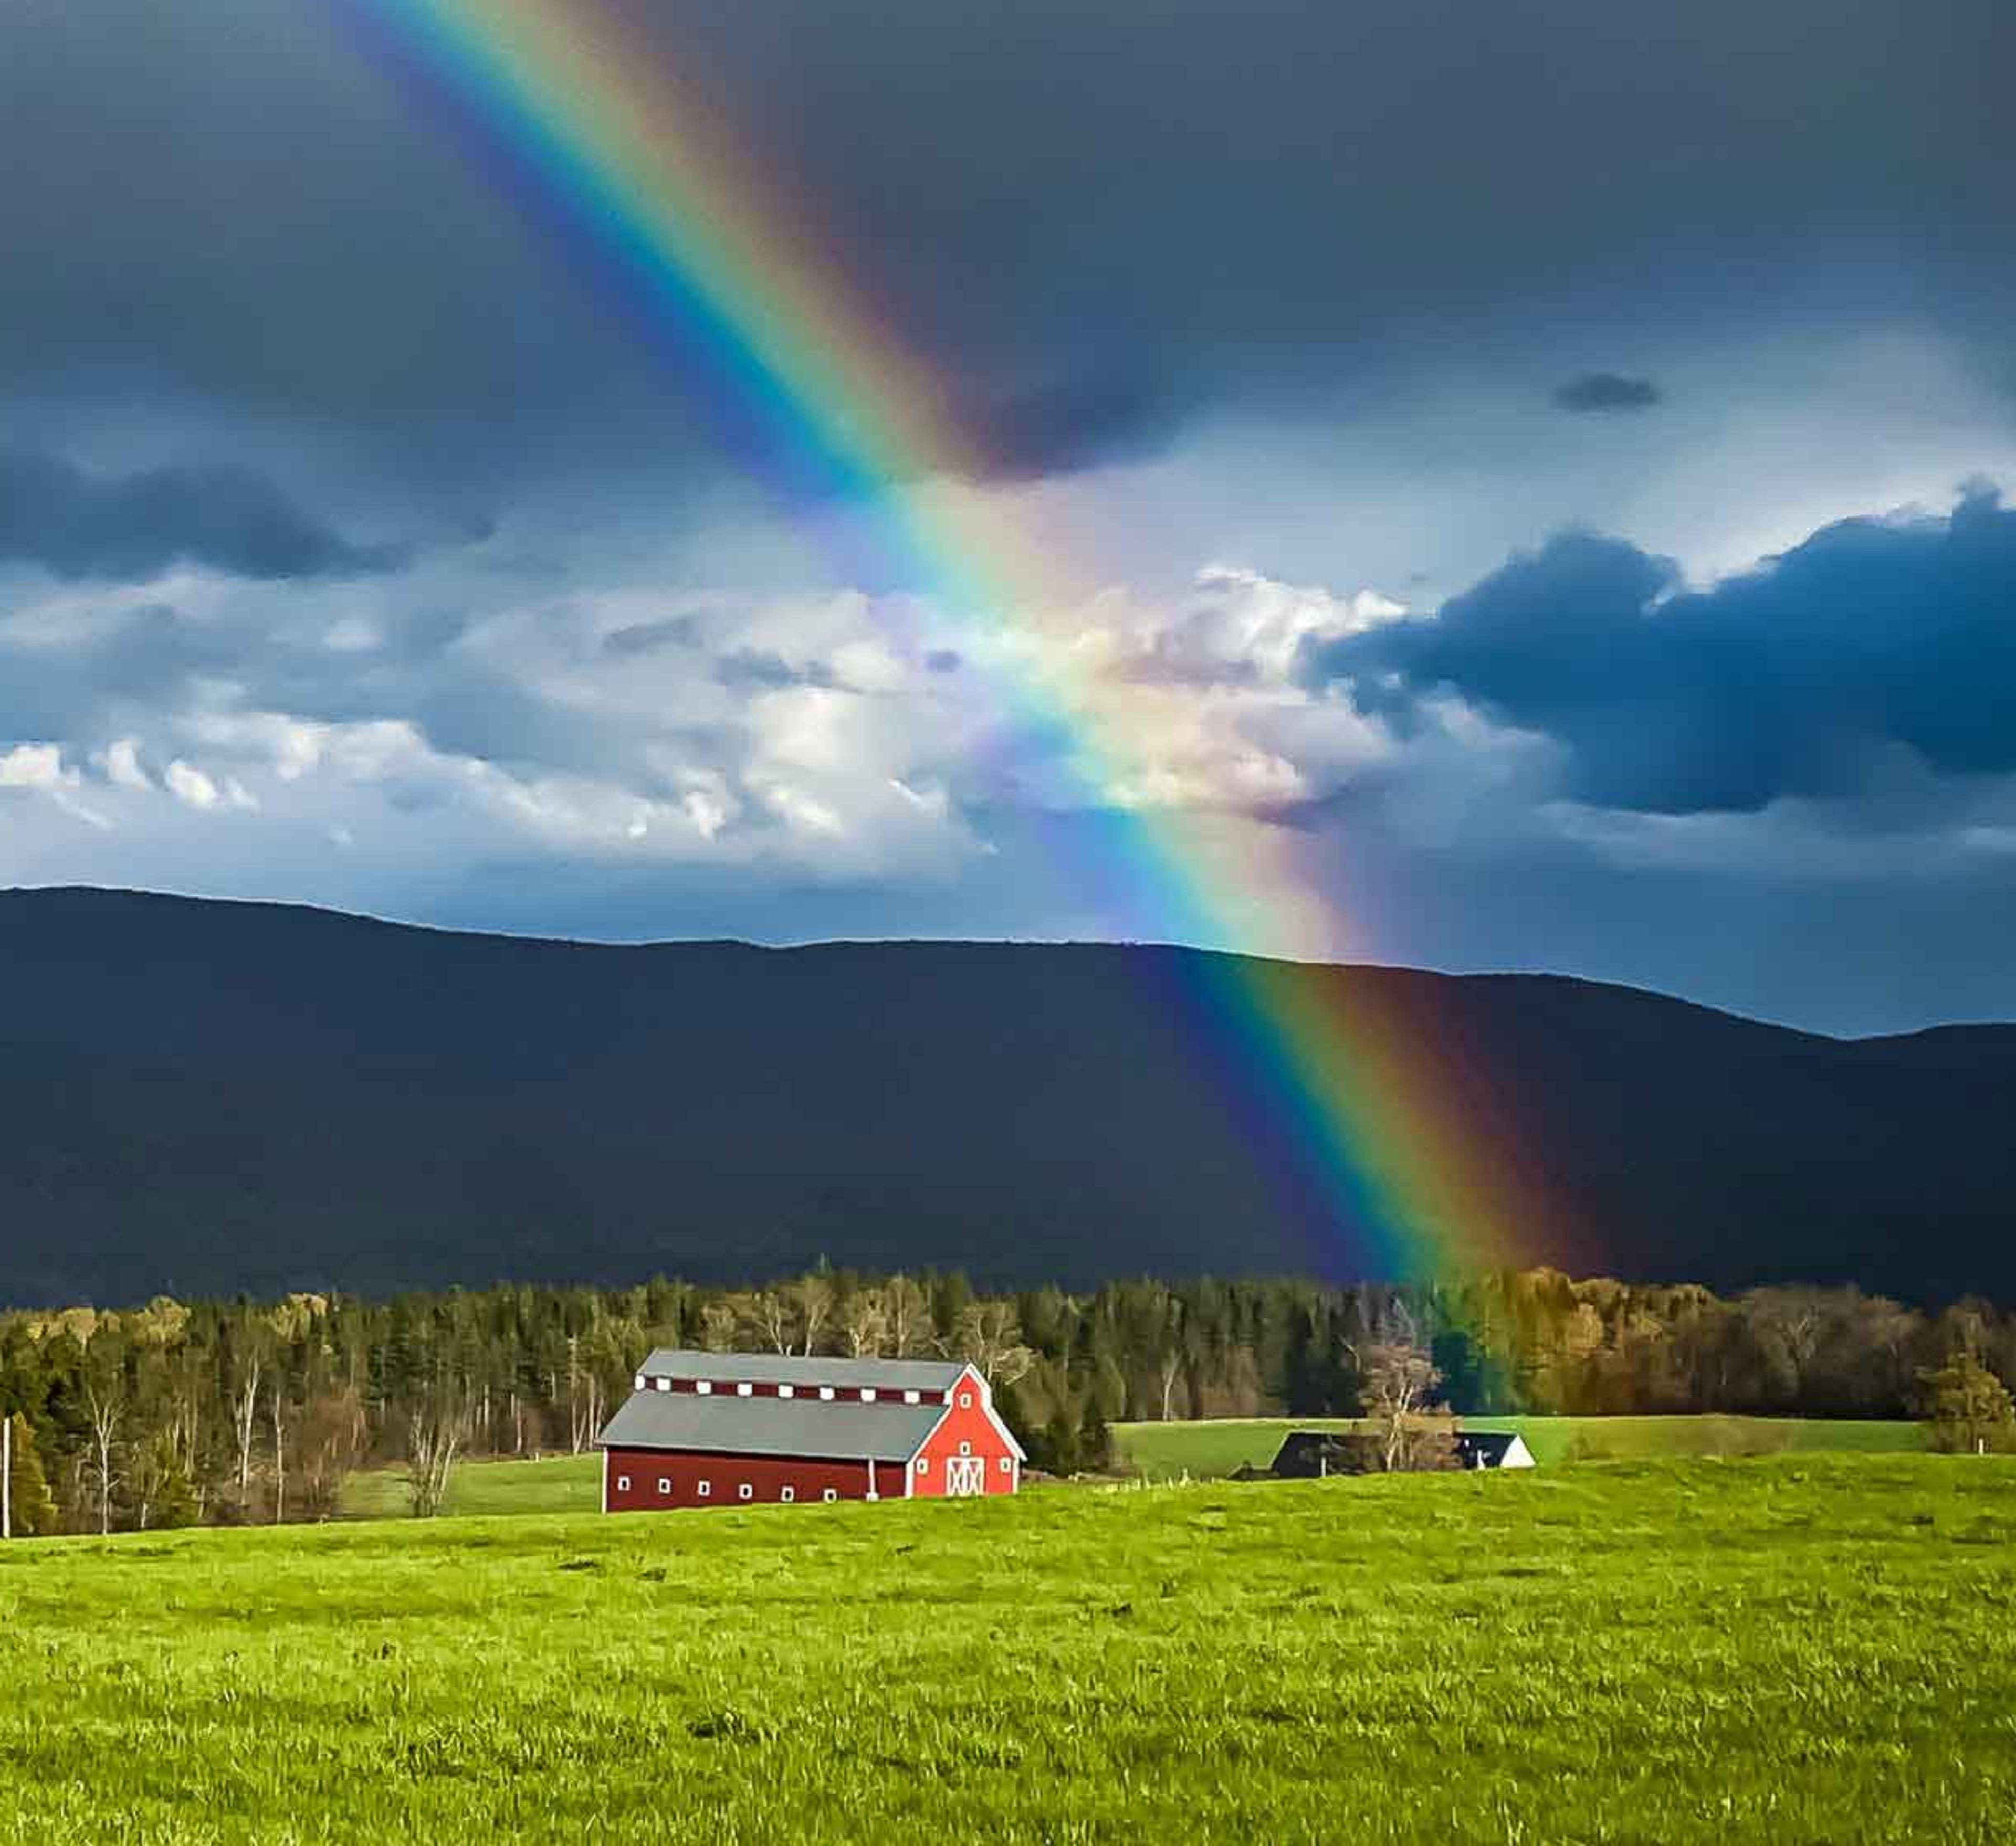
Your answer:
(636, 1348), (973, 1394)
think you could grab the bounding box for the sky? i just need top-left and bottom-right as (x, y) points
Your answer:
(2, 0), (2013, 1035)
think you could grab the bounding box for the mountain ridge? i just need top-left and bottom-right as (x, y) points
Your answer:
(1, 886), (2010, 1307)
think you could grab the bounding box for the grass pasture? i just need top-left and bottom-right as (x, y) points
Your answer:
(5, 1455), (2014, 1842)
(1113, 1412), (1926, 1479)
(341, 1450), (599, 1520)
(339, 1414), (1931, 1521)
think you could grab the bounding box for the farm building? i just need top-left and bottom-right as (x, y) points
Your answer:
(1453, 1430), (1536, 1470)
(1268, 1430), (1374, 1478)
(1265, 1426), (1539, 1478)
(596, 1349), (1025, 1513)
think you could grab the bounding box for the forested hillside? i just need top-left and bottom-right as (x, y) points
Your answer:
(2, 887), (2013, 1305)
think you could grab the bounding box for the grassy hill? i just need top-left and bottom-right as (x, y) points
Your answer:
(5, 885), (2015, 1304)
(6, 1457), (2014, 1841)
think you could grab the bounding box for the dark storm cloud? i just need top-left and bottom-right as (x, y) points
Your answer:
(4, 0), (2011, 491)
(970, 374), (1194, 481)
(1310, 489), (2016, 815)
(1552, 374), (1663, 414)
(0, 449), (402, 583)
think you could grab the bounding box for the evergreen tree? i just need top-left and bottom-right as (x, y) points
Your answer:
(4, 1414), (60, 1537)
(1038, 1410), (1081, 1478)
(1079, 1397), (1112, 1473)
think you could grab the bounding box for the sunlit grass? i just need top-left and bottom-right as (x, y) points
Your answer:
(4, 1455), (2011, 1842)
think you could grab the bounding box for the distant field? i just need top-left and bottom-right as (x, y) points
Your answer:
(342, 1451), (600, 1520)
(1113, 1413), (1927, 1479)
(5, 1457), (2013, 1842)
(338, 1416), (1930, 1520)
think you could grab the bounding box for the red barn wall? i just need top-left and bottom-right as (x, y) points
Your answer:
(907, 1373), (1020, 1498)
(603, 1447), (888, 1512)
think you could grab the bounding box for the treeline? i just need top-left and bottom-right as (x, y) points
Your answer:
(3, 1267), (2013, 1534)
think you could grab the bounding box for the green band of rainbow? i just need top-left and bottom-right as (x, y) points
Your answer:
(335, 0), (1544, 1280)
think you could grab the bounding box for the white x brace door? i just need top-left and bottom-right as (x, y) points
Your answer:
(944, 1454), (985, 1496)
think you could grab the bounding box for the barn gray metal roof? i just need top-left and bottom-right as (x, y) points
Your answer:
(598, 1389), (945, 1463)
(637, 1348), (970, 1394)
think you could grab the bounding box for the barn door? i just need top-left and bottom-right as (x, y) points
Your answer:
(944, 1455), (985, 1497)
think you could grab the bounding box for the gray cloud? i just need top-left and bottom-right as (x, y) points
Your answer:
(1552, 373), (1663, 413)
(1311, 487), (2016, 814)
(604, 616), (702, 658)
(0, 449), (402, 582)
(967, 374), (1195, 480)
(712, 648), (836, 691)
(4, 1), (2010, 498)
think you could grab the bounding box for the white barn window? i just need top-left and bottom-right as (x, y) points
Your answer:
(697, 1481), (711, 1498)
(696, 1381), (712, 1396)
(903, 1389), (920, 1404)
(616, 1475), (631, 1492)
(737, 1382), (753, 1397)
(778, 1385), (795, 1398)
(633, 1373), (646, 1391)
(658, 1478), (670, 1495)
(738, 1483), (753, 1501)
(780, 1486), (795, 1503)
(959, 1440), (971, 1456)
(822, 1488), (837, 1503)
(915, 1456), (928, 1475)
(860, 1388), (877, 1402)
(819, 1386), (835, 1401)
(999, 1456), (1012, 1474)
(958, 1392), (972, 1409)
(654, 1377), (670, 1393)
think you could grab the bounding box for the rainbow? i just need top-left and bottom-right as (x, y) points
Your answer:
(335, 0), (1545, 1280)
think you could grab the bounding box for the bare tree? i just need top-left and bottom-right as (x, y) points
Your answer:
(268, 1377), (292, 1525)
(564, 1334), (608, 1455)
(944, 1301), (1036, 1389)
(748, 1290), (795, 1354)
(789, 1274), (834, 1356)
(839, 1288), (888, 1357)
(1359, 1343), (1447, 1473)
(297, 1388), (369, 1520)
(85, 1381), (123, 1536)
(699, 1303), (739, 1352)
(407, 1381), (471, 1519)
(883, 1275), (930, 1358)
(232, 1355), (262, 1506)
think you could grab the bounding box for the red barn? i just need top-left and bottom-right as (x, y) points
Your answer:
(596, 1349), (1025, 1513)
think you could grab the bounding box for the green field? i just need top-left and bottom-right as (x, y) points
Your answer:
(5, 1456), (2014, 1842)
(341, 1451), (601, 1520)
(339, 1415), (1930, 1521)
(1112, 1413), (1927, 1479)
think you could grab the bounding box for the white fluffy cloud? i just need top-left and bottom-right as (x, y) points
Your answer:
(0, 742), (74, 791)
(0, 545), (1434, 910)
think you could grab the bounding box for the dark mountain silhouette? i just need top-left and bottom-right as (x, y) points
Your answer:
(1, 887), (2010, 1307)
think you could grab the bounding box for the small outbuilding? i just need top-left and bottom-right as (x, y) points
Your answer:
(1452, 1430), (1536, 1470)
(1269, 1430), (1376, 1478)
(596, 1348), (1025, 1513)
(1266, 1425), (1538, 1479)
